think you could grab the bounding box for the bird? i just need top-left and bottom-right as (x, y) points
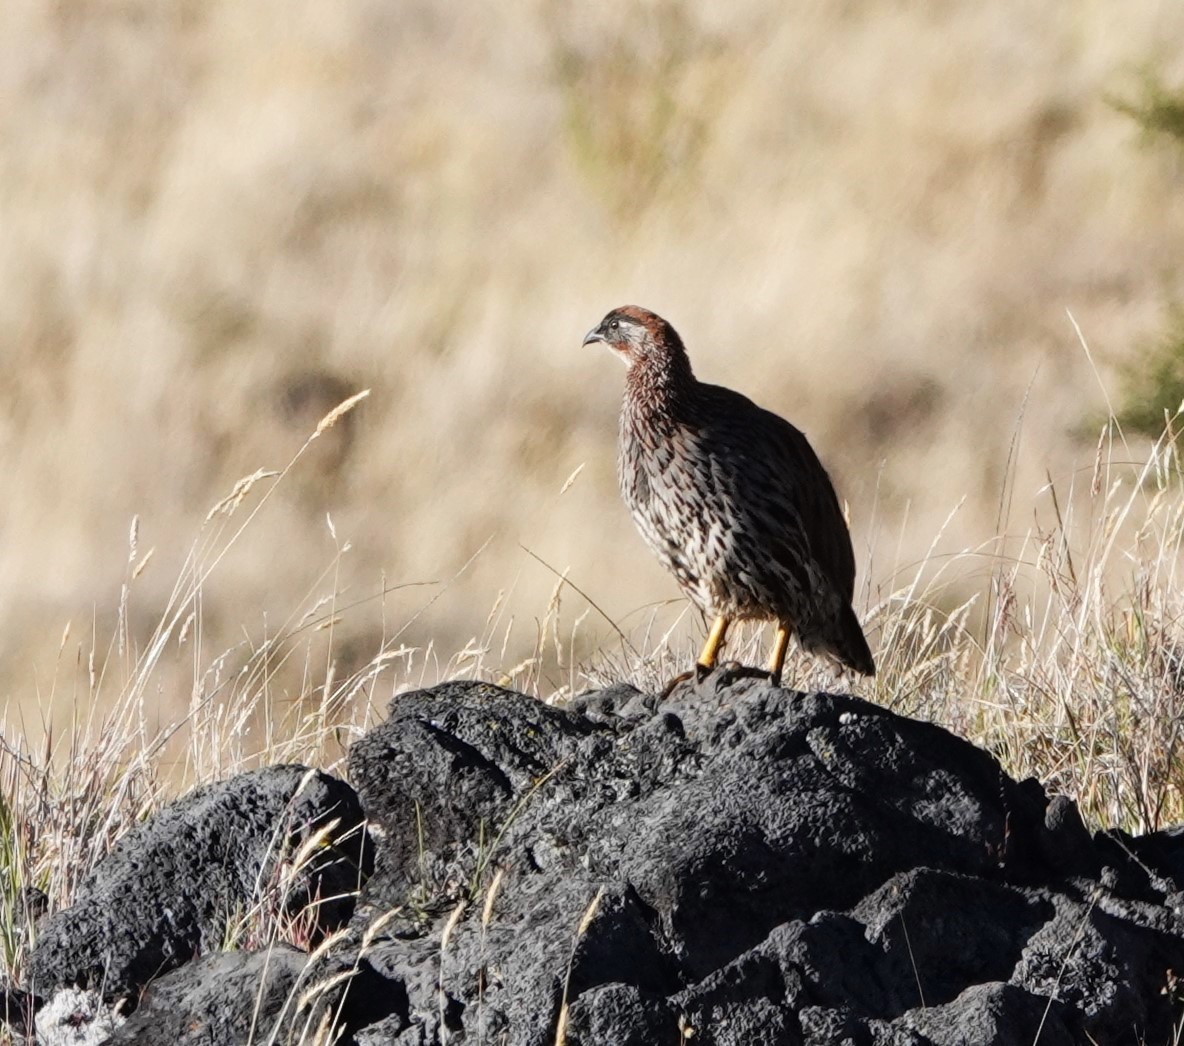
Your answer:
(583, 305), (875, 690)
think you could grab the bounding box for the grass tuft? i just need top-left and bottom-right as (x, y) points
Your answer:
(4, 406), (1184, 1041)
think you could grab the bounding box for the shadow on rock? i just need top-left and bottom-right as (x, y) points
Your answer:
(338, 677), (1184, 1045)
(12, 678), (1184, 1045)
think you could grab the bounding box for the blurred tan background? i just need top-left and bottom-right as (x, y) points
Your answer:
(2, 0), (1184, 717)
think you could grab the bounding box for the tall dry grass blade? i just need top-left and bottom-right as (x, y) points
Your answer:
(554, 887), (605, 1046)
(313, 390), (370, 439)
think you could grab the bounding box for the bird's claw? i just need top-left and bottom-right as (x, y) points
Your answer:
(658, 669), (695, 699)
(714, 660), (779, 688)
(660, 661), (781, 699)
(719, 663), (776, 687)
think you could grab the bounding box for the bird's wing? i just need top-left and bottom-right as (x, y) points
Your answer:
(688, 383), (858, 602)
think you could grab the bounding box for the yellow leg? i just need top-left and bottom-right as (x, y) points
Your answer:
(767, 625), (791, 687)
(659, 615), (732, 698)
(697, 615), (730, 672)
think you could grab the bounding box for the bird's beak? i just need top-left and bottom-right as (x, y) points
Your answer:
(582, 328), (606, 346)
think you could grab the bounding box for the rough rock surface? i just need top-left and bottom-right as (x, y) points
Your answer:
(344, 678), (1184, 1045)
(105, 945), (398, 1045)
(12, 678), (1184, 1045)
(27, 764), (371, 1003)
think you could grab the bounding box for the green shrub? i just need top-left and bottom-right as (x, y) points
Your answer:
(1112, 76), (1184, 436)
(1117, 307), (1184, 438)
(1112, 76), (1184, 145)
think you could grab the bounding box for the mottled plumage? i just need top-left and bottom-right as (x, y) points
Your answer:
(583, 305), (874, 684)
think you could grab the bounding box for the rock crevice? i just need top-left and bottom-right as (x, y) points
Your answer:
(14, 677), (1184, 1045)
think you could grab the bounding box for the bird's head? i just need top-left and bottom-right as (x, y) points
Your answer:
(582, 306), (688, 373)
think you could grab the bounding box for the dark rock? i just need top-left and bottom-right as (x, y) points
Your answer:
(566, 682), (656, 723)
(1135, 824), (1184, 883)
(671, 939), (804, 1045)
(799, 982), (1077, 1046)
(1041, 795), (1098, 878)
(19, 676), (1184, 1045)
(797, 1005), (894, 1046)
(1010, 891), (1184, 1041)
(900, 981), (1076, 1045)
(1097, 823), (1184, 900)
(763, 914), (883, 1013)
(27, 765), (371, 1002)
(357, 876), (679, 1045)
(104, 945), (401, 1045)
(104, 947), (307, 1045)
(561, 982), (675, 1046)
(0, 984), (37, 1040)
(849, 868), (1052, 1013)
(348, 681), (602, 909)
(353, 1013), (411, 1045)
(336, 678), (1184, 1045)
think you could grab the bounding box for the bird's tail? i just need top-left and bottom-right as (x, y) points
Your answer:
(833, 604), (876, 677)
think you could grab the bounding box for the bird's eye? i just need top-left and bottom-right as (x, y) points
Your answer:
(609, 320), (619, 331)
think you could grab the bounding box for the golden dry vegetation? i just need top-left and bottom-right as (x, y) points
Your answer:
(2, 3), (1184, 819)
(7, 5), (1184, 1033)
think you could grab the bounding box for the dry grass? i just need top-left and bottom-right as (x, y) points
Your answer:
(585, 411), (1184, 835)
(5, 2), (1184, 1040)
(1, 391), (1184, 1037)
(2, 1), (1184, 723)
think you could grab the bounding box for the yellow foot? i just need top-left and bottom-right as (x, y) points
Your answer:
(698, 615), (730, 670)
(766, 624), (791, 688)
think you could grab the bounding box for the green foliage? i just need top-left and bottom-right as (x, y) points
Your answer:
(1111, 76), (1184, 437)
(0, 793), (18, 966)
(1112, 76), (1184, 146)
(1117, 307), (1184, 438)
